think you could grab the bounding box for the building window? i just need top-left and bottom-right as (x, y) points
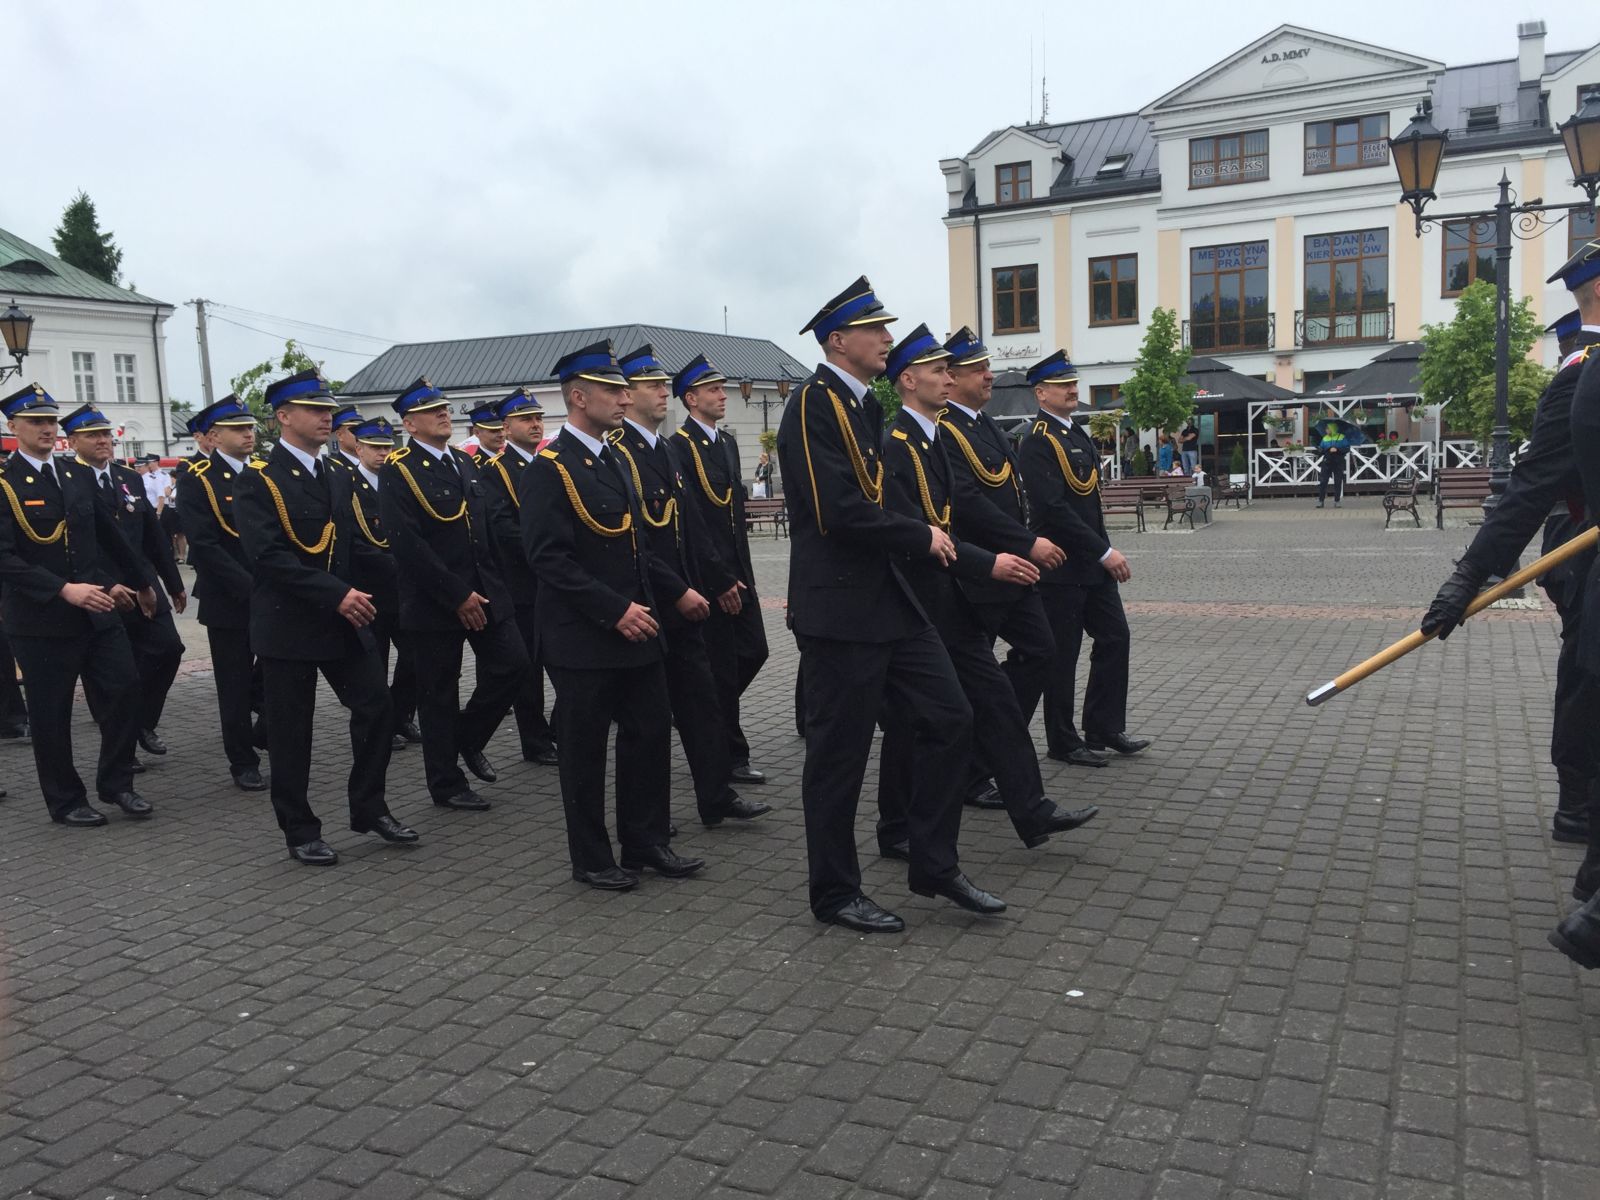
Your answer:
(1443, 220), (1496, 295)
(72, 351), (96, 406)
(123, 440), (143, 458)
(1302, 230), (1390, 344)
(996, 162), (1032, 204)
(992, 265), (1040, 333)
(1189, 241), (1270, 351)
(1572, 208), (1597, 257)
(1581, 83), (1600, 107)
(1089, 255), (1139, 326)
(1090, 384), (1123, 408)
(1465, 106), (1500, 132)
(1096, 154), (1131, 179)
(1301, 369), (1347, 392)
(1304, 115), (1389, 174)
(1189, 130), (1269, 189)
(113, 353), (138, 405)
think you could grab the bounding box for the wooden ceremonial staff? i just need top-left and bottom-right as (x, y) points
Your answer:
(1305, 525), (1600, 706)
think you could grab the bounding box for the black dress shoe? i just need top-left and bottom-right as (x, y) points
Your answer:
(730, 763), (766, 785)
(461, 747), (498, 783)
(54, 804), (108, 827)
(395, 720), (422, 744)
(1018, 803), (1101, 848)
(137, 728), (167, 756)
(290, 840), (338, 866)
(1549, 892), (1600, 968)
(1574, 856), (1600, 903)
(1048, 747), (1109, 768)
(0, 722), (30, 740)
(353, 814), (419, 843)
(878, 839), (911, 862)
(391, 733), (408, 751)
(965, 780), (1005, 809)
(825, 896), (904, 933)
(909, 871), (1007, 915)
(251, 721), (270, 751)
(523, 745), (560, 766)
(232, 767), (267, 792)
(620, 845), (705, 878)
(701, 795), (772, 826)
(573, 865), (638, 891)
(1085, 731), (1151, 756)
(435, 790), (491, 811)
(1553, 812), (1590, 844)
(130, 755), (147, 774)
(102, 791), (153, 819)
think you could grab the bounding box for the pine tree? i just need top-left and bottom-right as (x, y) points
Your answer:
(51, 191), (124, 284)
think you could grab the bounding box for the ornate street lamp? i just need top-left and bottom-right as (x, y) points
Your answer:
(0, 302), (34, 383)
(741, 368), (793, 432)
(1391, 98), (1600, 512)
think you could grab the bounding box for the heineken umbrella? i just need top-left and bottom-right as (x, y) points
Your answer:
(986, 368), (1039, 419)
(1301, 342), (1424, 407)
(1186, 357), (1296, 409)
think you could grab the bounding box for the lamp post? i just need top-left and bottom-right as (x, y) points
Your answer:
(0, 302), (35, 385)
(1391, 97), (1600, 511)
(740, 369), (793, 432)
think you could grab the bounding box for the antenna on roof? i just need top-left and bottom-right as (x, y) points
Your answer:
(1028, 37), (1034, 123)
(1040, 10), (1048, 122)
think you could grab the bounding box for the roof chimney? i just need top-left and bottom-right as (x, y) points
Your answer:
(1518, 20), (1546, 84)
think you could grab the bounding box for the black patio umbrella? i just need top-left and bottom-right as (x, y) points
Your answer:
(1186, 357), (1297, 408)
(1301, 342), (1424, 406)
(986, 368), (1039, 420)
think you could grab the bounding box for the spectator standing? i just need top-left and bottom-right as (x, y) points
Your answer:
(1179, 421), (1200, 474)
(1156, 433), (1174, 473)
(753, 451), (774, 499)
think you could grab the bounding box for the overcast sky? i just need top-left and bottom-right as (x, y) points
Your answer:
(11, 0), (1600, 403)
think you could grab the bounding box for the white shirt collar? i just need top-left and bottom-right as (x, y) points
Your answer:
(340, 449), (362, 470)
(624, 418), (660, 449)
(280, 440), (322, 475)
(689, 416), (719, 442)
(507, 441), (536, 463)
(947, 400), (979, 420)
(1041, 408), (1075, 431)
(563, 424), (607, 458)
(76, 457), (111, 482)
(1583, 324), (1600, 335)
(359, 463), (381, 490)
(825, 362), (870, 403)
(217, 451), (245, 474)
(904, 408), (939, 442)
(17, 450), (52, 473)
(412, 438), (453, 464)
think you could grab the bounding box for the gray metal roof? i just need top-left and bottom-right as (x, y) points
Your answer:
(0, 226), (170, 308)
(341, 324), (811, 398)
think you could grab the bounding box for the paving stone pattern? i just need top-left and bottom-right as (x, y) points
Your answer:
(3, 497), (1599, 1198)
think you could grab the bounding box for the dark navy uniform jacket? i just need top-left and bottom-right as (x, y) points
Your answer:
(176, 451), (255, 631)
(1019, 410), (1112, 588)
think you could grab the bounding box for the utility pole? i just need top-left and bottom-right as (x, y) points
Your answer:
(191, 298), (215, 407)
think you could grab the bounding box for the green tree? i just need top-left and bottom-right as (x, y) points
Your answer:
(758, 428), (778, 455)
(51, 190), (124, 285)
(871, 375), (900, 425)
(1121, 307), (1195, 438)
(231, 340), (344, 427)
(1462, 358), (1552, 444)
(1418, 279), (1542, 438)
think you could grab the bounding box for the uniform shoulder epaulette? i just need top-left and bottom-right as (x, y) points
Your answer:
(538, 447), (560, 460)
(190, 458), (211, 476)
(890, 428), (910, 441)
(605, 428), (625, 445)
(1031, 419), (1050, 437)
(246, 458), (268, 471)
(386, 446), (410, 465)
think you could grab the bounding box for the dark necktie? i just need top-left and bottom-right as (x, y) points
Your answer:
(100, 472), (115, 504)
(311, 457), (322, 480)
(40, 461), (57, 490)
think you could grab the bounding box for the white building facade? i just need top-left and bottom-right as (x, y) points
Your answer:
(940, 21), (1600, 472)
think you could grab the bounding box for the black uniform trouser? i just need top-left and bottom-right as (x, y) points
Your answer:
(407, 619), (528, 801)
(1317, 454), (1346, 502)
(878, 618), (1052, 847)
(661, 625), (736, 821)
(1041, 579), (1131, 754)
(11, 625), (139, 819)
(123, 608), (184, 731)
(510, 603), (555, 756)
(0, 626), (28, 729)
(704, 599), (768, 766)
(1552, 597), (1598, 798)
(967, 591), (1054, 789)
(372, 610), (417, 732)
(547, 661), (672, 872)
(206, 625), (260, 773)
(261, 646), (392, 847)
(798, 627), (972, 920)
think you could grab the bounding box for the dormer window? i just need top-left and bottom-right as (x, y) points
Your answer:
(1465, 106), (1499, 132)
(1097, 154), (1131, 179)
(996, 162), (1032, 204)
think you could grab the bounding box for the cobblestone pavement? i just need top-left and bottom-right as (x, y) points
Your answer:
(4, 496), (1599, 1199)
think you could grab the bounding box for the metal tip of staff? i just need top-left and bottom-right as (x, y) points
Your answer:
(1306, 682), (1338, 707)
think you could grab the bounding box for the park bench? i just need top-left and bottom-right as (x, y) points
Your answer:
(1217, 474), (1250, 509)
(1156, 480), (1211, 529)
(1383, 470), (1421, 528)
(745, 496), (789, 538)
(1099, 481), (1146, 533)
(1435, 467), (1491, 528)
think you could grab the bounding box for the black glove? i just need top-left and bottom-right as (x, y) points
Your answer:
(1421, 560), (1488, 639)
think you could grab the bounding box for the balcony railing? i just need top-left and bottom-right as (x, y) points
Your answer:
(1294, 304), (1395, 347)
(1182, 315), (1275, 353)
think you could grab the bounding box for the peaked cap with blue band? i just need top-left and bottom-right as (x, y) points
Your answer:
(265, 368), (337, 409)
(799, 275), (897, 342)
(1026, 350), (1079, 387)
(943, 325), (991, 367)
(62, 404), (113, 435)
(1549, 239), (1600, 291)
(185, 413), (202, 436)
(1548, 309), (1583, 340)
(465, 399), (504, 429)
(1, 383), (59, 419)
(673, 354), (727, 399)
(330, 405), (364, 430)
(551, 340), (627, 387)
(886, 323), (953, 384)
(353, 416), (396, 446)
(618, 344), (671, 382)
(193, 394), (256, 433)
(391, 376), (448, 417)
(495, 387), (545, 419)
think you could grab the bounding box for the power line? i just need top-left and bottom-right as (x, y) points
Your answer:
(202, 300), (394, 344)
(205, 313), (381, 358)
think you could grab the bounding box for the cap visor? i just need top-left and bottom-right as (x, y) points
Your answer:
(576, 372), (627, 387)
(847, 312), (897, 327)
